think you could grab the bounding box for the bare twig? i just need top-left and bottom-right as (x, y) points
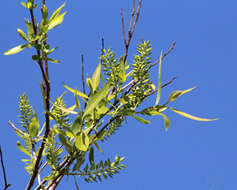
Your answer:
(8, 120), (24, 136)
(101, 37), (105, 55)
(81, 54), (86, 95)
(0, 146), (11, 190)
(148, 41), (176, 69)
(121, 0), (142, 63)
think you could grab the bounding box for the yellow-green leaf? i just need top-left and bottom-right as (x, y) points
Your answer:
(57, 105), (78, 114)
(48, 12), (66, 30)
(83, 81), (111, 117)
(155, 52), (162, 105)
(94, 142), (103, 154)
(29, 113), (40, 137)
(4, 44), (27, 55)
(86, 77), (94, 91)
(75, 131), (89, 151)
(118, 56), (126, 83)
(75, 89), (81, 112)
(92, 63), (101, 91)
(72, 115), (82, 135)
(63, 84), (88, 99)
(156, 112), (170, 131)
(47, 57), (61, 63)
(169, 108), (218, 121)
(49, 3), (66, 22)
(133, 115), (150, 124)
(17, 141), (31, 156)
(169, 87), (196, 102)
(17, 28), (28, 41)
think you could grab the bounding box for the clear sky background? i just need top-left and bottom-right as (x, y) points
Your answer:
(0, 0), (236, 189)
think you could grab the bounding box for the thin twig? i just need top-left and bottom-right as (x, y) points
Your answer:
(8, 120), (24, 136)
(81, 54), (86, 95)
(121, 0), (142, 63)
(101, 37), (104, 55)
(120, 8), (127, 49)
(148, 41), (176, 69)
(0, 146), (11, 190)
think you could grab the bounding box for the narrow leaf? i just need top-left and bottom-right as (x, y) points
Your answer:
(118, 56), (126, 83)
(133, 115), (150, 124)
(92, 63), (101, 91)
(63, 84), (88, 99)
(94, 142), (103, 154)
(29, 112), (40, 137)
(75, 89), (81, 111)
(48, 12), (66, 30)
(169, 87), (196, 102)
(17, 28), (28, 41)
(83, 81), (111, 117)
(169, 108), (218, 121)
(17, 141), (31, 156)
(49, 3), (66, 22)
(156, 112), (170, 131)
(55, 105), (78, 114)
(155, 52), (162, 105)
(20, 2), (28, 8)
(47, 57), (61, 63)
(4, 44), (27, 55)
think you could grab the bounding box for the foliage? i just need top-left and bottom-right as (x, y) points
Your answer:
(3, 0), (217, 189)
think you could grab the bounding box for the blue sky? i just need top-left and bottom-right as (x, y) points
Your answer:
(0, 0), (236, 189)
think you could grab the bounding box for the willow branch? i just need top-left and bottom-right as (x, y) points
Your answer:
(26, 1), (51, 189)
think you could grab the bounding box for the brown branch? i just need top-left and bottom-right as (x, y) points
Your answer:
(81, 54), (86, 95)
(121, 0), (142, 63)
(120, 8), (127, 49)
(26, 1), (51, 189)
(0, 146), (11, 190)
(101, 37), (105, 55)
(148, 41), (176, 69)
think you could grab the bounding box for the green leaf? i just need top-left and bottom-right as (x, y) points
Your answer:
(92, 63), (101, 91)
(86, 77), (94, 91)
(4, 44), (27, 55)
(118, 56), (126, 83)
(25, 19), (34, 39)
(58, 134), (72, 153)
(83, 81), (111, 117)
(156, 112), (170, 131)
(75, 131), (90, 151)
(71, 115), (82, 135)
(17, 141), (31, 156)
(89, 146), (94, 165)
(42, 4), (49, 24)
(169, 107), (218, 121)
(20, 2), (27, 8)
(63, 84), (88, 99)
(47, 57), (61, 63)
(133, 115), (150, 124)
(48, 12), (66, 30)
(155, 52), (162, 105)
(29, 112), (40, 137)
(94, 142), (103, 154)
(55, 105), (78, 114)
(17, 28), (28, 41)
(169, 87), (196, 102)
(49, 3), (66, 22)
(75, 89), (81, 112)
